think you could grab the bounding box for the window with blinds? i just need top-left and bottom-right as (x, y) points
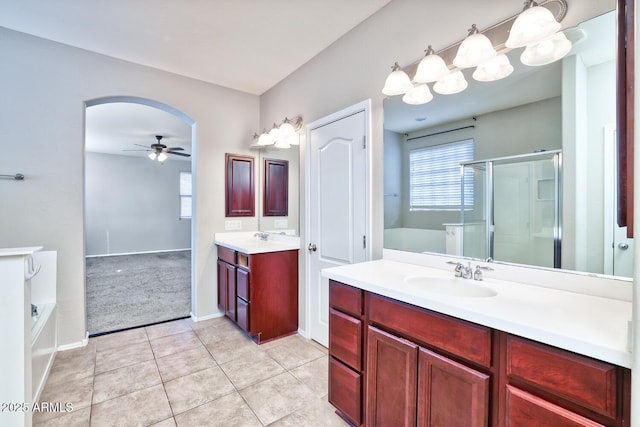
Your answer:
(179, 171), (192, 219)
(409, 139), (474, 211)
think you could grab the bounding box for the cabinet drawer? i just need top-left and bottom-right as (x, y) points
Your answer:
(329, 280), (363, 316)
(506, 335), (618, 419)
(237, 297), (249, 332)
(329, 356), (362, 426)
(368, 293), (492, 368)
(237, 268), (249, 300)
(217, 245), (236, 265)
(329, 308), (362, 371)
(505, 385), (605, 427)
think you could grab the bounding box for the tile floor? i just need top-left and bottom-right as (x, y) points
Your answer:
(33, 317), (348, 426)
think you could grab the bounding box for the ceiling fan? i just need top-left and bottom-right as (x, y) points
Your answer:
(124, 135), (191, 161)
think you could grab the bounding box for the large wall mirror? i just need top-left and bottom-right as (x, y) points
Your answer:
(256, 146), (299, 236)
(384, 5), (633, 278)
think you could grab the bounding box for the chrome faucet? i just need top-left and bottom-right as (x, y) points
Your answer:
(473, 264), (494, 281)
(446, 261), (472, 279)
(447, 261), (492, 280)
(253, 232), (269, 241)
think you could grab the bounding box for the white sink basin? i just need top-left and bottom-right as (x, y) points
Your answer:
(404, 275), (497, 298)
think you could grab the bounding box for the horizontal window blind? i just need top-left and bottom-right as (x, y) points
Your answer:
(409, 139), (474, 210)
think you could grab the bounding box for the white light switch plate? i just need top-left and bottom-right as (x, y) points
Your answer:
(225, 220), (242, 231)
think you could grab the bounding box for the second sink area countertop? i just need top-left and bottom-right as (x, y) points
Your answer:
(321, 252), (632, 368)
(214, 231), (300, 254)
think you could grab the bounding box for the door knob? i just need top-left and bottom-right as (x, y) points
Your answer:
(308, 243), (317, 252)
(618, 243), (629, 250)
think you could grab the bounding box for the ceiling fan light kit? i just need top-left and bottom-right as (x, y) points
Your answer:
(126, 135), (191, 162)
(382, 0), (570, 105)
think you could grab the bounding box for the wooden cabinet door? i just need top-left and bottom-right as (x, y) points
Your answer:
(417, 348), (489, 427)
(505, 386), (605, 427)
(366, 326), (418, 427)
(217, 259), (228, 313)
(225, 153), (255, 217)
(224, 262), (236, 321)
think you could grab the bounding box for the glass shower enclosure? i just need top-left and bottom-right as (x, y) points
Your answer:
(461, 150), (562, 269)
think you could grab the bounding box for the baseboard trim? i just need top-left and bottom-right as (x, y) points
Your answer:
(58, 331), (89, 351)
(190, 311), (224, 322)
(297, 327), (309, 339)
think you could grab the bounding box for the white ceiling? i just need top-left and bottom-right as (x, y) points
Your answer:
(0, 0), (392, 96)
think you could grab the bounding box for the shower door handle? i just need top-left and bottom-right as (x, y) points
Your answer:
(618, 243), (629, 250)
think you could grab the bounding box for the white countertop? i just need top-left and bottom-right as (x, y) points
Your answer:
(214, 232), (300, 254)
(322, 257), (632, 368)
(0, 246), (42, 257)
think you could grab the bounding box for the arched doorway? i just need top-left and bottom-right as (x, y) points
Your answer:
(84, 96), (195, 335)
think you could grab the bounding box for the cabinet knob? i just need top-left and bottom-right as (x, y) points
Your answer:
(308, 243), (317, 252)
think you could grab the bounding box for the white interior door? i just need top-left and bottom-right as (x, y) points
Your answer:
(307, 105), (369, 347)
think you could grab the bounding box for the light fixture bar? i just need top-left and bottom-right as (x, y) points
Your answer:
(399, 0), (567, 79)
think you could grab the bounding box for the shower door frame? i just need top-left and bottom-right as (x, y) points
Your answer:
(461, 150), (563, 268)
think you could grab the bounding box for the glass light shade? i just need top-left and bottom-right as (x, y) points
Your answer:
(157, 152), (168, 162)
(402, 84), (433, 105)
(433, 71), (468, 95)
(268, 124), (280, 140)
(278, 121), (295, 137)
(257, 132), (274, 146)
(472, 54), (514, 82)
(283, 133), (300, 146)
(520, 31), (572, 66)
(453, 32), (497, 68)
(274, 139), (291, 149)
(382, 63), (413, 96)
(148, 152), (157, 160)
(414, 52), (450, 83)
(506, 5), (561, 48)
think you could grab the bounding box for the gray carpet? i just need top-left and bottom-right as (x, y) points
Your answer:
(86, 250), (191, 335)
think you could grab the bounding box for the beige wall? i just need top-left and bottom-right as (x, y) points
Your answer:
(0, 28), (259, 346)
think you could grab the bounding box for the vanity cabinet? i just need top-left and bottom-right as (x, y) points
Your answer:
(216, 246), (237, 321)
(327, 280), (631, 427)
(328, 280), (365, 426)
(366, 293), (491, 427)
(501, 335), (630, 427)
(216, 245), (298, 343)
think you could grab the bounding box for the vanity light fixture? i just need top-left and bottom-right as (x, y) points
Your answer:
(380, 0), (569, 105)
(414, 46), (450, 83)
(382, 62), (414, 96)
(472, 54), (514, 81)
(252, 116), (303, 149)
(453, 24), (497, 68)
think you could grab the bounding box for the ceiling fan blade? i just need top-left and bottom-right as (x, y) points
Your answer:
(166, 147), (184, 151)
(122, 149), (150, 152)
(168, 151), (191, 157)
(133, 144), (150, 148)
